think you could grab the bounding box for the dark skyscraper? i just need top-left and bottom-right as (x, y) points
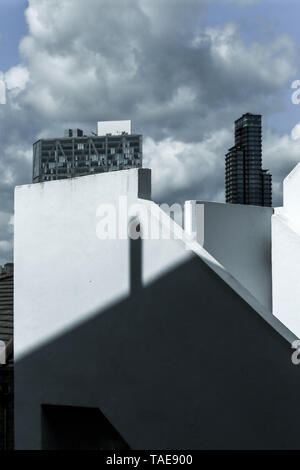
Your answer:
(225, 113), (272, 207)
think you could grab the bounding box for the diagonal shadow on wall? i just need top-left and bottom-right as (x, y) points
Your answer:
(14, 232), (300, 450)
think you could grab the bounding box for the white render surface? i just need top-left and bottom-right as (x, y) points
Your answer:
(272, 163), (300, 338)
(15, 167), (299, 450)
(14, 168), (150, 360)
(15, 169), (294, 363)
(185, 201), (273, 311)
(97, 120), (132, 136)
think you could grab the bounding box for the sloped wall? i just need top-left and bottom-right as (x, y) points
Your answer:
(272, 163), (300, 338)
(14, 169), (298, 450)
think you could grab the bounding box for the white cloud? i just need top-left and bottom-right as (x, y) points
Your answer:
(144, 129), (231, 202)
(5, 65), (29, 91)
(0, 240), (12, 253)
(193, 24), (296, 88)
(291, 122), (300, 141)
(16, 0), (296, 131)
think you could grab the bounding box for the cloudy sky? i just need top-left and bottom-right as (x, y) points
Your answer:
(0, 0), (300, 265)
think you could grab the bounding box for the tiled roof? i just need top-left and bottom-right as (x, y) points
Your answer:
(0, 273), (13, 365)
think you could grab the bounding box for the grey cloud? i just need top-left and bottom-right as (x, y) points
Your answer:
(0, 0), (298, 263)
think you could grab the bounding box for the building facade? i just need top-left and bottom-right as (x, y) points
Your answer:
(225, 113), (272, 206)
(14, 167), (300, 450)
(0, 264), (13, 276)
(33, 124), (142, 184)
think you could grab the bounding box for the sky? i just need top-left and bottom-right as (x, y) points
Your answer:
(0, 0), (300, 265)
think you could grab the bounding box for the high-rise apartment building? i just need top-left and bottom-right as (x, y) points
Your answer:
(33, 121), (142, 183)
(225, 113), (272, 207)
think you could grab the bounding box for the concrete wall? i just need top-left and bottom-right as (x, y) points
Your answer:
(185, 201), (273, 311)
(272, 163), (300, 338)
(15, 239), (300, 450)
(14, 169), (297, 450)
(283, 162), (300, 233)
(14, 168), (151, 360)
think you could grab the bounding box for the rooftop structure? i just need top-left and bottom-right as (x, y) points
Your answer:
(97, 120), (132, 136)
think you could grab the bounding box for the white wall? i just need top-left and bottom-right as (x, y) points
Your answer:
(15, 170), (293, 362)
(15, 168), (297, 449)
(283, 163), (300, 231)
(14, 169), (150, 360)
(185, 201), (273, 311)
(272, 163), (300, 338)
